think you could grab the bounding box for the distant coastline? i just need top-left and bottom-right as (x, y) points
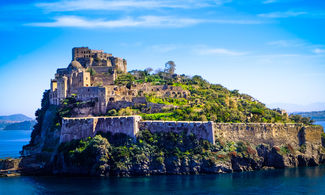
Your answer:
(2, 121), (36, 130)
(0, 114), (34, 130)
(295, 110), (325, 123)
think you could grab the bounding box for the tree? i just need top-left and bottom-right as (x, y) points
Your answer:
(145, 67), (153, 75)
(164, 61), (176, 75)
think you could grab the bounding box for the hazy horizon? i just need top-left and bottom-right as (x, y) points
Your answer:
(1, 0), (324, 117)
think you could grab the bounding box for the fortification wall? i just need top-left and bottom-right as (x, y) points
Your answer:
(60, 116), (323, 152)
(61, 118), (95, 143)
(213, 123), (323, 151)
(60, 116), (141, 143)
(139, 121), (215, 143)
(94, 116), (141, 138)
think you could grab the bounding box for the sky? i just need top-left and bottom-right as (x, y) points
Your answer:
(0, 0), (325, 117)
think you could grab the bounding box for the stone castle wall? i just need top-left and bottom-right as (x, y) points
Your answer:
(60, 116), (142, 143)
(213, 123), (323, 151)
(60, 116), (323, 151)
(139, 121), (215, 144)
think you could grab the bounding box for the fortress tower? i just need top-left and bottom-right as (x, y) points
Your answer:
(49, 47), (128, 108)
(48, 47), (189, 116)
(72, 47), (127, 73)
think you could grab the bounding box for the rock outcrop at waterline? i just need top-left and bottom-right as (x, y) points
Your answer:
(0, 158), (21, 177)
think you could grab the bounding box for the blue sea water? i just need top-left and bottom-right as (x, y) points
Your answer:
(2, 129), (325, 194)
(1, 167), (325, 194)
(0, 130), (31, 158)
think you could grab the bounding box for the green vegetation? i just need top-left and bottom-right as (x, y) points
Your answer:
(57, 130), (263, 175)
(279, 144), (295, 155)
(112, 65), (313, 125)
(145, 94), (188, 106)
(29, 90), (50, 145)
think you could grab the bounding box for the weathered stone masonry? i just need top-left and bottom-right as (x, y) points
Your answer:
(139, 121), (215, 144)
(60, 116), (323, 152)
(60, 116), (142, 143)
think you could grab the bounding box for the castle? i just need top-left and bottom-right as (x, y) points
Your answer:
(49, 47), (189, 115)
(50, 47), (322, 150)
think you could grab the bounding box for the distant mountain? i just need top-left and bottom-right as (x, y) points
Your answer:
(3, 120), (36, 130)
(295, 111), (325, 121)
(0, 114), (33, 122)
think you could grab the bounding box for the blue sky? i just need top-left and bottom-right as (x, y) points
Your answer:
(0, 0), (325, 117)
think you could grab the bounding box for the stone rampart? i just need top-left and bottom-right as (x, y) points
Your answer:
(61, 117), (95, 143)
(60, 116), (323, 151)
(213, 123), (323, 150)
(60, 116), (141, 143)
(139, 121), (215, 144)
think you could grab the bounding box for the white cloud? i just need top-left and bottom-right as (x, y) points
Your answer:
(210, 19), (263, 24)
(258, 11), (307, 18)
(195, 48), (247, 56)
(313, 48), (325, 54)
(26, 15), (263, 28)
(27, 15), (202, 28)
(267, 40), (304, 47)
(36, 0), (232, 12)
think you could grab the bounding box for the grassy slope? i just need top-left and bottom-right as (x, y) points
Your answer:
(112, 71), (312, 124)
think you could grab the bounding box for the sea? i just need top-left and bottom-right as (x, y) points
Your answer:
(0, 123), (325, 194)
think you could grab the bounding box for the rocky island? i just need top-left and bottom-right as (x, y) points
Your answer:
(10, 47), (324, 177)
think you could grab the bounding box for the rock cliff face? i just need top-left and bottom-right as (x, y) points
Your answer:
(48, 130), (325, 177)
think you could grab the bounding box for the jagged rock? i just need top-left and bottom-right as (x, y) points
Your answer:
(231, 156), (261, 172)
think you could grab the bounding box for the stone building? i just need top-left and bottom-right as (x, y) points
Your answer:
(49, 60), (91, 105)
(72, 47), (127, 73)
(49, 47), (190, 115)
(50, 47), (127, 105)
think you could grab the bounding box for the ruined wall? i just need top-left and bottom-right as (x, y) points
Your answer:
(92, 72), (115, 85)
(135, 84), (190, 99)
(60, 116), (142, 143)
(139, 121), (215, 144)
(213, 123), (323, 151)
